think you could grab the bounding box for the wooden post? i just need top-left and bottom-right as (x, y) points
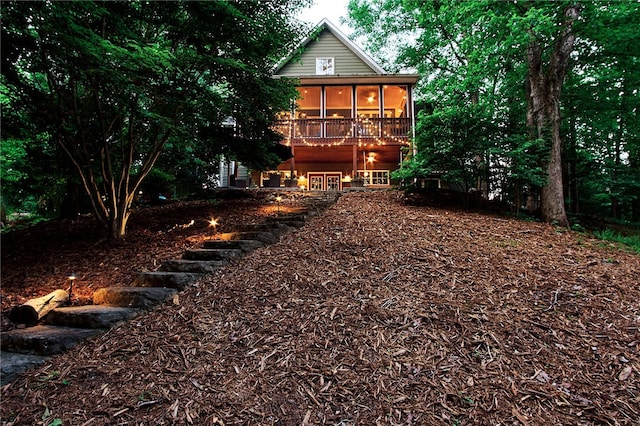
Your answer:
(352, 144), (357, 178)
(8, 289), (69, 326)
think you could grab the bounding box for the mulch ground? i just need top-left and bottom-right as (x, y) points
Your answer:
(1, 191), (305, 331)
(1, 190), (638, 425)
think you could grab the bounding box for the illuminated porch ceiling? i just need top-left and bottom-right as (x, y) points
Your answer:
(290, 144), (403, 165)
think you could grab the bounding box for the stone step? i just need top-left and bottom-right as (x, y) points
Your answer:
(282, 210), (312, 222)
(265, 216), (306, 228)
(220, 231), (278, 245)
(1, 325), (102, 356)
(132, 271), (200, 290)
(0, 195), (342, 384)
(182, 248), (242, 261)
(1, 351), (51, 383)
(93, 287), (177, 309)
(43, 305), (139, 329)
(202, 239), (264, 253)
(159, 259), (226, 273)
(235, 222), (293, 237)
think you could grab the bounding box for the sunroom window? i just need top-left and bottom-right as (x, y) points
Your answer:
(356, 85), (380, 118)
(383, 85), (408, 118)
(325, 86), (352, 118)
(325, 86), (352, 138)
(296, 87), (321, 118)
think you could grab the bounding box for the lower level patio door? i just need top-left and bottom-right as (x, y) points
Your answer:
(307, 173), (342, 191)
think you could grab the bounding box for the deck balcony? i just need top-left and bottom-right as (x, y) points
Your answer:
(274, 117), (412, 146)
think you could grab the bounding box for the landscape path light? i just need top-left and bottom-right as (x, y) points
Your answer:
(275, 196), (283, 215)
(67, 273), (76, 303)
(209, 218), (219, 238)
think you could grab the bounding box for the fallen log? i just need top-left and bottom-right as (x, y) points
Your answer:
(8, 289), (69, 326)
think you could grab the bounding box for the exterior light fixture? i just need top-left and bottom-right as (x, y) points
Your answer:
(209, 218), (219, 235)
(298, 176), (307, 191)
(67, 273), (77, 303)
(275, 196), (283, 215)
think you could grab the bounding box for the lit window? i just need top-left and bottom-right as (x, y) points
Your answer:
(358, 170), (390, 186)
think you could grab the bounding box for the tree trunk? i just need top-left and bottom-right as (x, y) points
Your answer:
(58, 108), (172, 241)
(114, 204), (132, 239)
(566, 114), (579, 214)
(526, 5), (579, 228)
(107, 192), (135, 239)
(540, 111), (569, 226)
(8, 289), (69, 326)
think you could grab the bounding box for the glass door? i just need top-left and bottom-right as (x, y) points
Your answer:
(309, 174), (324, 191)
(326, 174), (341, 190)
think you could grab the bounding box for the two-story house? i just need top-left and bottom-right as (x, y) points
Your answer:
(240, 19), (418, 191)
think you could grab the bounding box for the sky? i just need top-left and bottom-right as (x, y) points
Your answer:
(296, 0), (352, 34)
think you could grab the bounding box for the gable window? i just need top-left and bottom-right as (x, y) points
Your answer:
(315, 57), (334, 75)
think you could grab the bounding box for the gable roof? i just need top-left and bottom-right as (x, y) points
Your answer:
(274, 18), (386, 75)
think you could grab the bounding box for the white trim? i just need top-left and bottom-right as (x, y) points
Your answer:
(274, 18), (386, 75)
(306, 171), (343, 191)
(357, 169), (390, 186)
(292, 75), (420, 84)
(315, 57), (335, 75)
(317, 19), (386, 74)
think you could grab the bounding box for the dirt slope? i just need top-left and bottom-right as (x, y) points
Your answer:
(1, 191), (638, 425)
(1, 193), (298, 331)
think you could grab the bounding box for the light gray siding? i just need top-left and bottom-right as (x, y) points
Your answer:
(218, 160), (249, 187)
(277, 29), (378, 76)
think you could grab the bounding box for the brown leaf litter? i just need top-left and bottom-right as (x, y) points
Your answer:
(1, 191), (638, 425)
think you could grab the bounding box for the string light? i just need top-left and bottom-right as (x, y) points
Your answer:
(275, 117), (411, 147)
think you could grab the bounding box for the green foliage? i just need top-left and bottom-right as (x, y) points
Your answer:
(414, 105), (496, 193)
(1, 78), (72, 222)
(0, 137), (27, 184)
(593, 229), (640, 255)
(40, 406), (62, 426)
(571, 222), (586, 233)
(391, 155), (431, 184)
(2, 0), (311, 237)
(137, 168), (176, 203)
(346, 0), (640, 222)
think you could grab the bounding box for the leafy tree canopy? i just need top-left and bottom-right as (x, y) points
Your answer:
(1, 0), (311, 238)
(347, 0), (640, 223)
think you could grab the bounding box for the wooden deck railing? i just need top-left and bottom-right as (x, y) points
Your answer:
(274, 117), (412, 145)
